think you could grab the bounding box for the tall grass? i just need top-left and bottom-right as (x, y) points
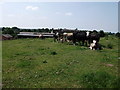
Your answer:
(80, 71), (118, 88)
(2, 37), (119, 88)
(107, 43), (113, 49)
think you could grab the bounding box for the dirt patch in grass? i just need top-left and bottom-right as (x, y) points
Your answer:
(103, 63), (114, 67)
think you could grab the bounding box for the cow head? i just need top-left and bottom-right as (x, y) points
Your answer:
(93, 40), (97, 44)
(86, 31), (90, 37)
(89, 40), (97, 50)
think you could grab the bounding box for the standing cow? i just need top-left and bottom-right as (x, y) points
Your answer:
(88, 32), (100, 46)
(72, 30), (100, 47)
(89, 40), (102, 50)
(63, 32), (73, 42)
(73, 31), (87, 46)
(53, 31), (64, 43)
(53, 32), (59, 42)
(83, 31), (100, 47)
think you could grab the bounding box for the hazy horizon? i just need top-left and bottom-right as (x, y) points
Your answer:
(0, 2), (118, 33)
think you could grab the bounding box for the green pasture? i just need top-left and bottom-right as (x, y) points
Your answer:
(2, 35), (119, 88)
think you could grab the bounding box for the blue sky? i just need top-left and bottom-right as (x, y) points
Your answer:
(0, 2), (118, 32)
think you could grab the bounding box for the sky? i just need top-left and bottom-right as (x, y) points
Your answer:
(0, 2), (118, 33)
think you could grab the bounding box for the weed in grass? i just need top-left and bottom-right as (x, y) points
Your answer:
(43, 60), (47, 63)
(101, 44), (106, 48)
(111, 77), (120, 88)
(101, 56), (110, 62)
(105, 36), (108, 40)
(80, 71), (115, 88)
(16, 60), (32, 68)
(75, 46), (88, 50)
(51, 51), (57, 55)
(38, 48), (45, 51)
(41, 52), (45, 55)
(107, 43), (113, 49)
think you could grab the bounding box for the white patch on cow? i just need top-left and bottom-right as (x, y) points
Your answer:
(60, 39), (63, 41)
(93, 40), (97, 43)
(67, 33), (73, 36)
(89, 40), (97, 50)
(89, 46), (92, 50)
(39, 34), (42, 37)
(86, 31), (90, 37)
(63, 32), (67, 35)
(67, 40), (70, 42)
(56, 32), (59, 36)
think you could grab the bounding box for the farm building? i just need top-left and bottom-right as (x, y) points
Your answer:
(0, 34), (13, 40)
(17, 32), (54, 38)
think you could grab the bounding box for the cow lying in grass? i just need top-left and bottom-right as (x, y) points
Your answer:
(89, 40), (102, 50)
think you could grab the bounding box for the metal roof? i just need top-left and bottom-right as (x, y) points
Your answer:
(2, 34), (13, 38)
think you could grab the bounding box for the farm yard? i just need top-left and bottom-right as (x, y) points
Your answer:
(2, 35), (119, 88)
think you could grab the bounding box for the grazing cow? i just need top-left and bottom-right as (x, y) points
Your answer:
(85, 31), (100, 46)
(53, 32), (59, 42)
(89, 32), (100, 45)
(72, 31), (100, 47)
(89, 40), (97, 50)
(89, 40), (102, 50)
(39, 34), (45, 39)
(63, 32), (73, 42)
(73, 31), (87, 46)
(53, 31), (64, 42)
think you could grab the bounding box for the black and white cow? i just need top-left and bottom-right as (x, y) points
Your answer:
(88, 32), (100, 46)
(89, 40), (102, 50)
(53, 30), (101, 49)
(72, 31), (87, 46)
(53, 32), (59, 42)
(53, 31), (64, 42)
(63, 32), (73, 42)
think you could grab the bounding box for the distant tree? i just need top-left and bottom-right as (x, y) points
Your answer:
(2, 27), (14, 34)
(44, 28), (49, 32)
(38, 29), (42, 32)
(2, 27), (20, 38)
(107, 32), (115, 35)
(99, 30), (105, 37)
(49, 28), (54, 33)
(41, 28), (45, 32)
(2, 27), (5, 32)
(12, 27), (20, 34)
(27, 29), (32, 32)
(33, 29), (37, 32)
(116, 32), (120, 38)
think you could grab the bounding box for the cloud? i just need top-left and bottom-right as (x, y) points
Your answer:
(25, 6), (39, 11)
(39, 16), (48, 20)
(7, 14), (15, 17)
(65, 12), (73, 16)
(55, 12), (61, 15)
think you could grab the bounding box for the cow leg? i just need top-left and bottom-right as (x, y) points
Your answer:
(65, 36), (67, 42)
(57, 38), (59, 42)
(82, 40), (84, 46)
(61, 37), (64, 43)
(58, 37), (60, 43)
(54, 38), (56, 42)
(85, 40), (88, 46)
(72, 39), (76, 46)
(87, 39), (90, 46)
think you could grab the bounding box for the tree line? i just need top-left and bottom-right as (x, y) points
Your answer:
(1, 27), (120, 38)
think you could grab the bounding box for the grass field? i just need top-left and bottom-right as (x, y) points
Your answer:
(2, 35), (119, 88)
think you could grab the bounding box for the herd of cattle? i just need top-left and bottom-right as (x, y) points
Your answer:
(53, 30), (102, 50)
